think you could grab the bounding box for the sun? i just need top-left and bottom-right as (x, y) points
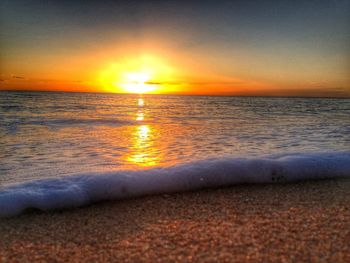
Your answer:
(99, 55), (174, 94)
(119, 71), (155, 94)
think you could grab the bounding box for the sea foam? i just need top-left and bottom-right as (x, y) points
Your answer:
(1, 151), (349, 217)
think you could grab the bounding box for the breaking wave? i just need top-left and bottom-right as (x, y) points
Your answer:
(1, 151), (349, 217)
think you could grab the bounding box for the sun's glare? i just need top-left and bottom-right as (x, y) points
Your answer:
(99, 55), (174, 94)
(119, 71), (155, 94)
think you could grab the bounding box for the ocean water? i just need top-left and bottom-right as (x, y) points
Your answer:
(1, 91), (349, 216)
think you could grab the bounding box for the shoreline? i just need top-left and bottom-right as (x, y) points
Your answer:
(1, 178), (349, 262)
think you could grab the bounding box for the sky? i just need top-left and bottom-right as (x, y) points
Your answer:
(1, 0), (349, 97)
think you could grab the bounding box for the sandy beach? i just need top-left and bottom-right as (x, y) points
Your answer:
(1, 179), (349, 263)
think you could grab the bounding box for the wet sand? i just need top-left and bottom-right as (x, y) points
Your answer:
(1, 179), (349, 262)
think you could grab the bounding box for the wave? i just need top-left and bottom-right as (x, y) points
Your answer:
(1, 151), (349, 217)
(1, 118), (136, 134)
(24, 118), (135, 127)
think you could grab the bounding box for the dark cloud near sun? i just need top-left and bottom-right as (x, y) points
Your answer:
(12, 75), (25, 79)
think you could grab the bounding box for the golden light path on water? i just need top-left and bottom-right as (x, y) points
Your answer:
(126, 97), (161, 166)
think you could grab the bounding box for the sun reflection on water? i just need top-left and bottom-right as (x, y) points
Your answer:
(136, 111), (144, 121)
(136, 97), (145, 121)
(127, 124), (160, 166)
(127, 97), (160, 166)
(138, 98), (144, 106)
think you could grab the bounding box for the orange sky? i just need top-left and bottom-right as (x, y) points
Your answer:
(1, 1), (349, 97)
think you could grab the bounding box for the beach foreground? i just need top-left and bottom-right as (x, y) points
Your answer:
(1, 179), (349, 262)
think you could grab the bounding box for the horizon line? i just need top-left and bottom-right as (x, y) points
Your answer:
(1, 89), (349, 99)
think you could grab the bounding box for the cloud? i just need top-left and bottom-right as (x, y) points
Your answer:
(35, 78), (83, 83)
(145, 81), (186, 86)
(12, 75), (25, 79)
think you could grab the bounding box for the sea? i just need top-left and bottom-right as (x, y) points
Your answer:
(0, 91), (349, 216)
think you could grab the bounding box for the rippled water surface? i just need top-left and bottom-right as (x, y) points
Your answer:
(1, 91), (349, 185)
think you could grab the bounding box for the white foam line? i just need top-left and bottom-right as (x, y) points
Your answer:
(1, 151), (349, 217)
